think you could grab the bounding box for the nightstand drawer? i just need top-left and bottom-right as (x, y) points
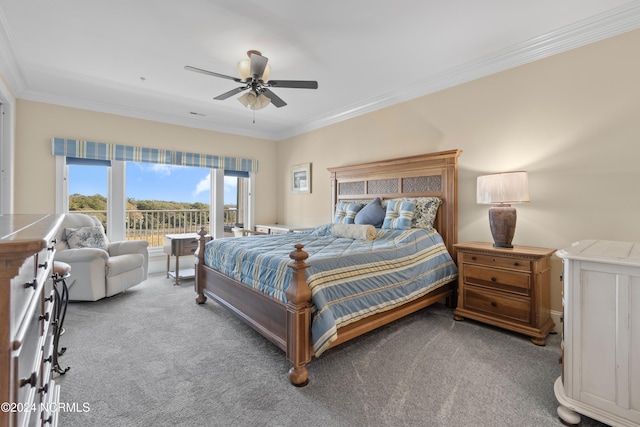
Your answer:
(461, 252), (531, 272)
(172, 238), (200, 256)
(463, 264), (531, 296)
(178, 239), (199, 255)
(464, 288), (530, 324)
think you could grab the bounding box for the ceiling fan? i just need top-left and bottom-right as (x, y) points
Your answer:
(185, 50), (318, 110)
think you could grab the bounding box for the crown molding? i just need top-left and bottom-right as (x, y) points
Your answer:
(0, 9), (27, 97)
(275, 2), (640, 140)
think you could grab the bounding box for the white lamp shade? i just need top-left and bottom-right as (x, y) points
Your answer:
(477, 171), (530, 205)
(237, 59), (271, 81)
(238, 91), (271, 110)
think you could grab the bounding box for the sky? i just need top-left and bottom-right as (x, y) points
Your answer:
(68, 163), (239, 205)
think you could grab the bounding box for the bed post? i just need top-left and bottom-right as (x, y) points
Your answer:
(195, 226), (207, 304)
(286, 244), (312, 386)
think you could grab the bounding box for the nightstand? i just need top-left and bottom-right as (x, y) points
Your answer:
(163, 233), (212, 285)
(453, 242), (555, 345)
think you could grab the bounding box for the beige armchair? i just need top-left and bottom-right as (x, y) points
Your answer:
(54, 213), (149, 301)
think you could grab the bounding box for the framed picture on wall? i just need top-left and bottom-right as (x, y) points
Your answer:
(291, 163), (311, 194)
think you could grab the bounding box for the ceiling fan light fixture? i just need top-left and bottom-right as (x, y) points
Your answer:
(186, 49), (316, 110)
(238, 91), (270, 110)
(237, 50), (271, 81)
(237, 58), (251, 79)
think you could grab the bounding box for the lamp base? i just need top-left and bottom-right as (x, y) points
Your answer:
(488, 206), (517, 248)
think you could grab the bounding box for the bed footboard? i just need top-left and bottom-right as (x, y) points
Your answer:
(195, 227), (313, 387)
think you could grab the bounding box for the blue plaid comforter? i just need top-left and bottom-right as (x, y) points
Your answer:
(203, 224), (458, 355)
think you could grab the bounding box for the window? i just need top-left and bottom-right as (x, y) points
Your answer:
(125, 162), (212, 247)
(57, 158), (253, 246)
(54, 138), (256, 243)
(68, 161), (109, 228)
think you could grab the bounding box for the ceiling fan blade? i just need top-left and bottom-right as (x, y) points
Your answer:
(267, 80), (318, 89)
(261, 88), (287, 108)
(214, 86), (248, 100)
(249, 53), (269, 80)
(185, 66), (243, 83)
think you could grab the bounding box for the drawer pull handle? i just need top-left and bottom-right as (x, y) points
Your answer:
(39, 312), (50, 322)
(491, 302), (498, 307)
(513, 262), (520, 266)
(39, 261), (49, 270)
(48, 242), (56, 251)
(43, 415), (53, 424)
(491, 277), (497, 282)
(24, 280), (37, 289)
(20, 372), (37, 388)
(471, 256), (477, 260)
(38, 383), (49, 394)
(44, 355), (52, 364)
(45, 294), (54, 302)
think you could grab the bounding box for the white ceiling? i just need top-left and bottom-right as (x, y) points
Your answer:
(1, 1), (640, 141)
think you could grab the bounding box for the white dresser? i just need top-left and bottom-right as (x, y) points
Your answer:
(555, 240), (640, 427)
(1, 214), (64, 427)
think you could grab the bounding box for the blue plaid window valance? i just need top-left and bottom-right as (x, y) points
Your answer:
(51, 138), (258, 173)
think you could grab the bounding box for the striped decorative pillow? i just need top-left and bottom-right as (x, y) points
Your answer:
(333, 201), (364, 224)
(389, 197), (442, 230)
(382, 200), (416, 230)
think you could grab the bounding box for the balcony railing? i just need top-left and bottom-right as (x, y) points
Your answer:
(70, 208), (238, 248)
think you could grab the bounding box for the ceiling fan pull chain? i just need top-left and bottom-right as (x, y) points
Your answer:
(253, 109), (256, 124)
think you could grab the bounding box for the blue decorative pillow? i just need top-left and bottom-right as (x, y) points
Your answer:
(333, 201), (364, 224)
(354, 197), (386, 228)
(382, 200), (416, 230)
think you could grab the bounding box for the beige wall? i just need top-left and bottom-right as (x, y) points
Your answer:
(277, 29), (640, 313)
(13, 101), (278, 223)
(9, 29), (640, 315)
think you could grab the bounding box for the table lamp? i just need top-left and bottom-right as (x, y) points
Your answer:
(477, 171), (530, 248)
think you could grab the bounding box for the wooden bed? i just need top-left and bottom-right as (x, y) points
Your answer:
(195, 149), (462, 386)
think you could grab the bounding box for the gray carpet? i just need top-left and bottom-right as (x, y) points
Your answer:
(55, 274), (608, 427)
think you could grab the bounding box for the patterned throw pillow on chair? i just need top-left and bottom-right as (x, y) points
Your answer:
(65, 226), (109, 250)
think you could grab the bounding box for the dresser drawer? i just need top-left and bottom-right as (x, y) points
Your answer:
(34, 241), (55, 285)
(255, 226), (270, 234)
(461, 252), (531, 272)
(463, 264), (531, 296)
(463, 288), (531, 324)
(14, 293), (44, 427)
(10, 255), (37, 339)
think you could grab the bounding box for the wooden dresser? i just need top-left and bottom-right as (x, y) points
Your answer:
(555, 240), (640, 427)
(453, 242), (555, 345)
(1, 214), (64, 427)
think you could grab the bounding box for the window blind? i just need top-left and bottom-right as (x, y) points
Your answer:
(52, 138), (258, 173)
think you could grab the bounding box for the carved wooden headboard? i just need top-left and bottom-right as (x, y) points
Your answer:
(327, 150), (462, 257)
